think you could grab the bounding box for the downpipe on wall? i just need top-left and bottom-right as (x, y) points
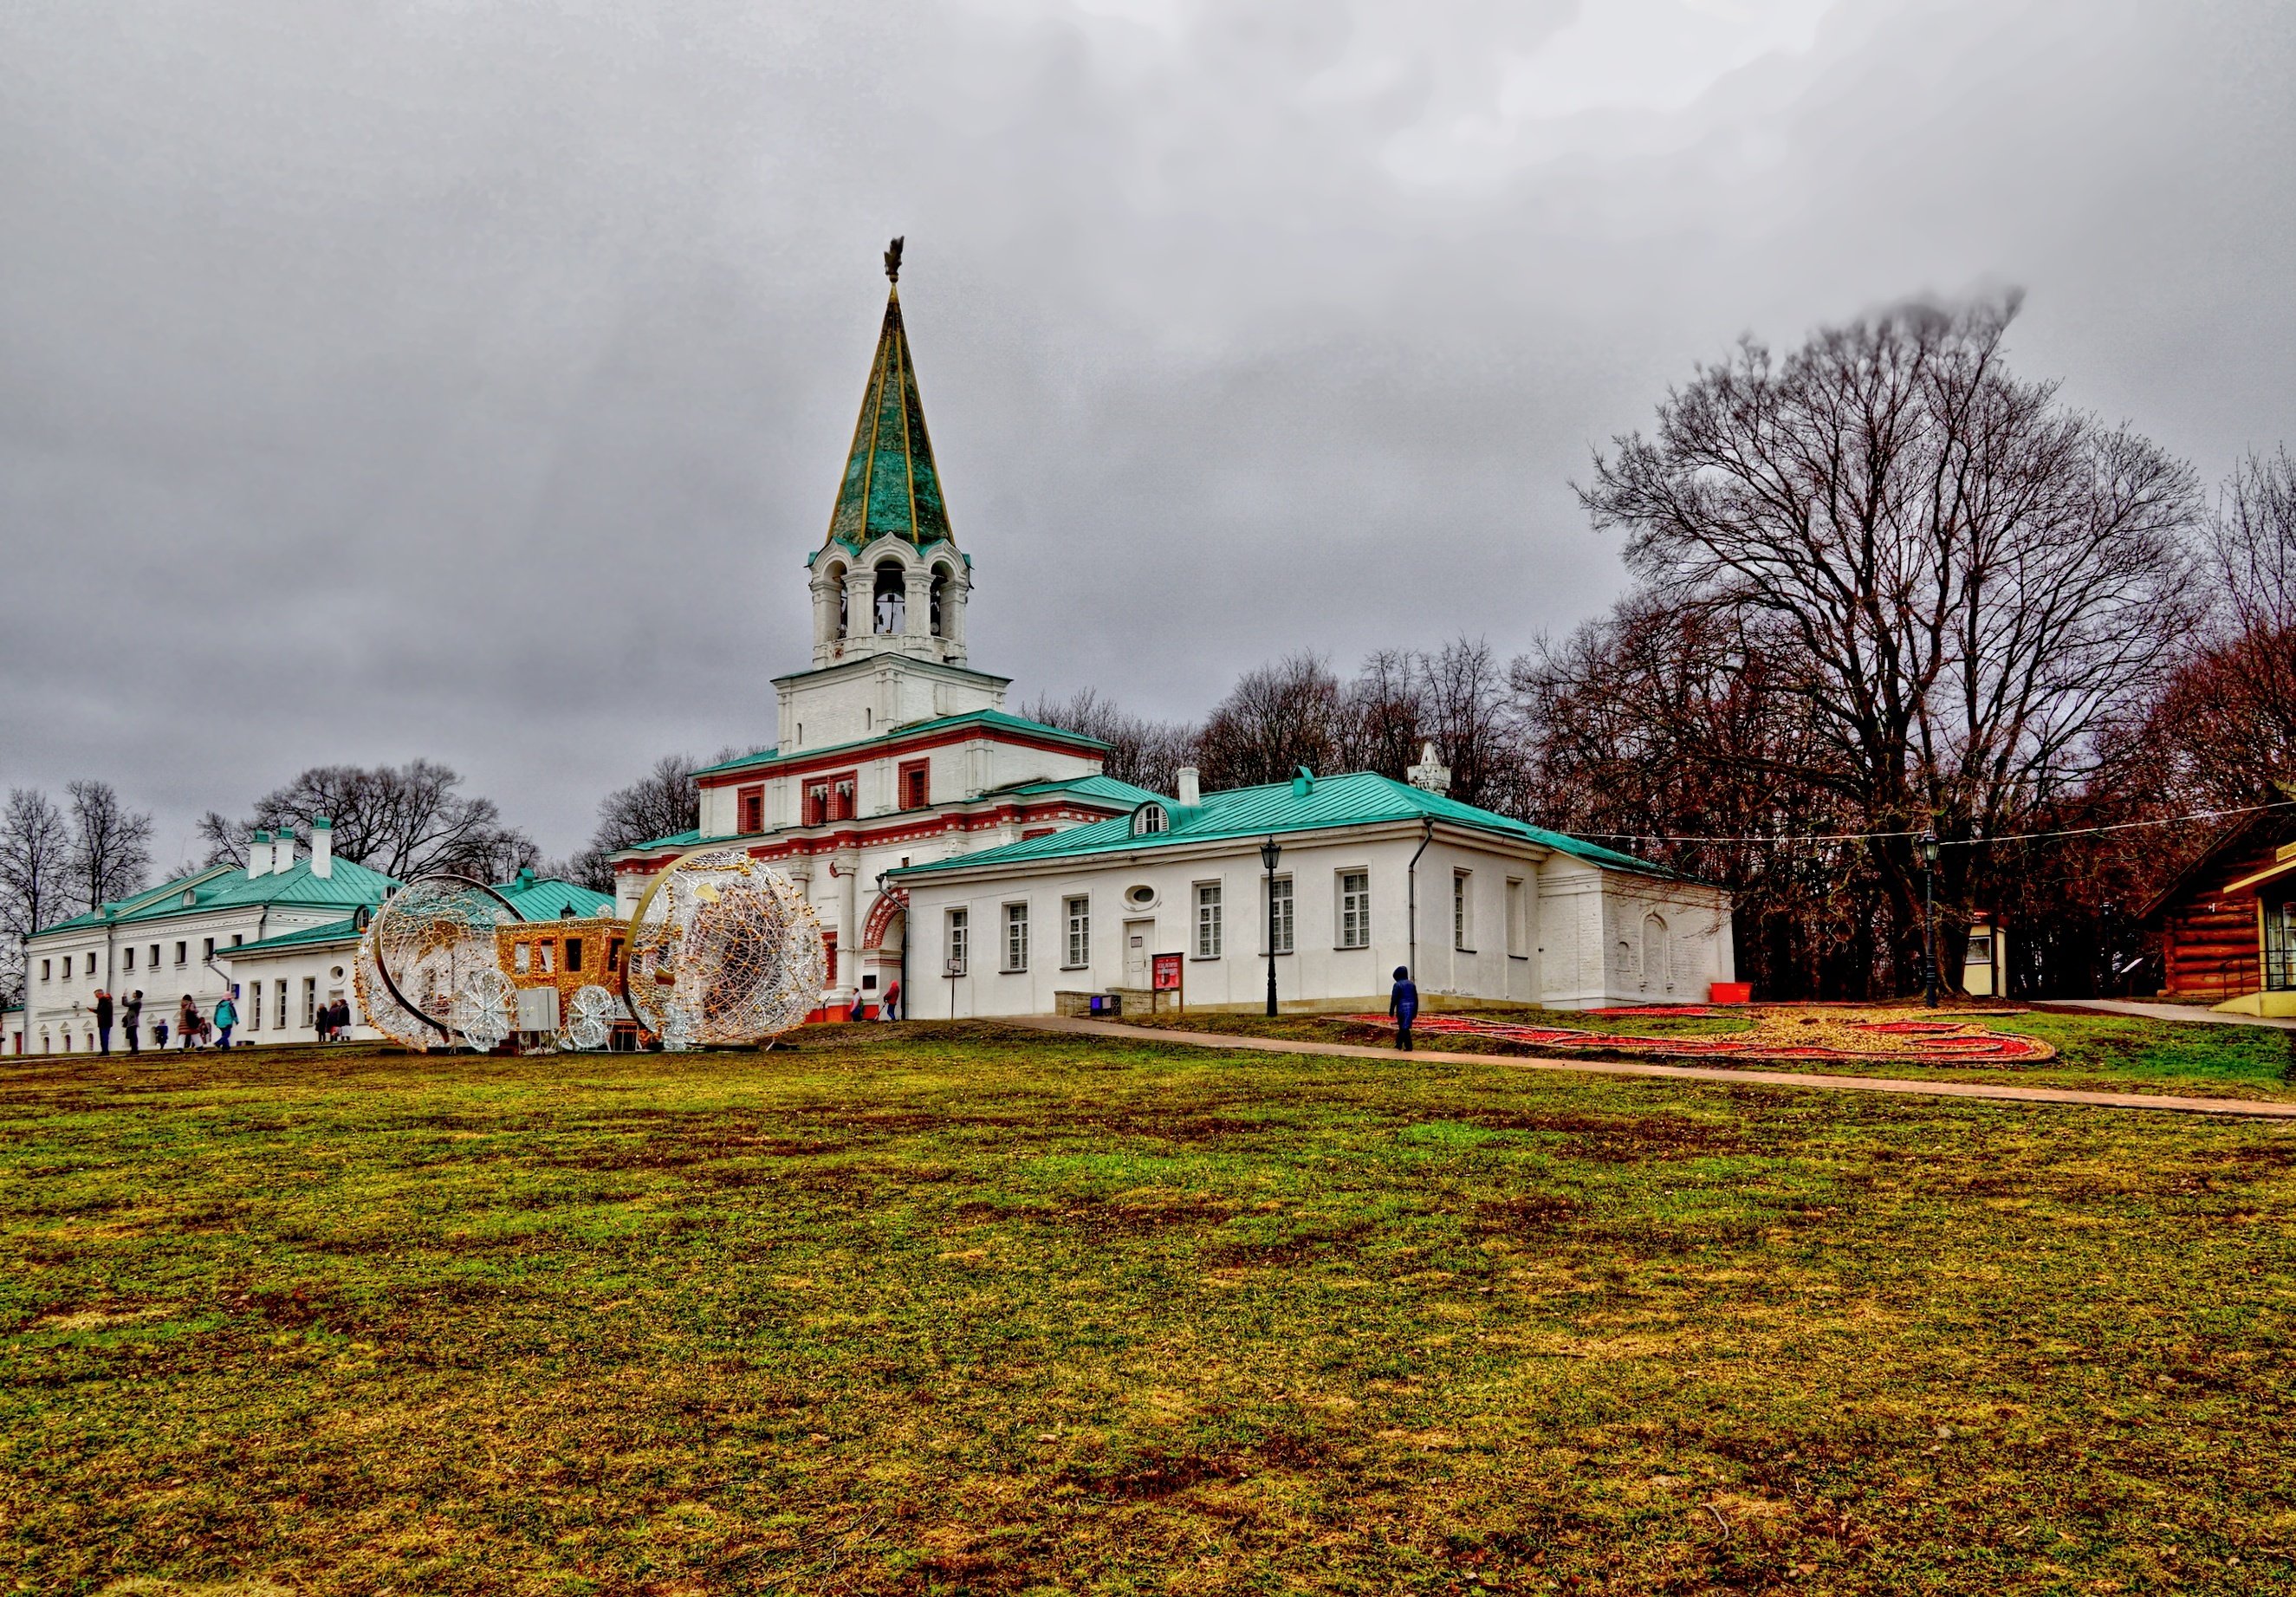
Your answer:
(1407, 818), (1433, 985)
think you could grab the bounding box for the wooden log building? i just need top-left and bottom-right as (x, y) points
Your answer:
(2142, 789), (2296, 1010)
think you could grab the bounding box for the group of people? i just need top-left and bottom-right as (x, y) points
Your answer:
(87, 989), (236, 1052)
(315, 997), (353, 1041)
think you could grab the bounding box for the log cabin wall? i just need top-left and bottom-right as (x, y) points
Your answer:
(2152, 822), (2294, 1000)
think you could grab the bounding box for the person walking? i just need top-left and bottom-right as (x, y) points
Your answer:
(879, 979), (900, 1021)
(152, 1016), (169, 1048)
(123, 990), (142, 1054)
(212, 992), (238, 1049)
(332, 997), (352, 1039)
(1388, 965), (1418, 1053)
(94, 990), (114, 1055)
(178, 995), (198, 1049)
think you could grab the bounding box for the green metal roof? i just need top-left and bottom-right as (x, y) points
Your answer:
(693, 709), (1108, 780)
(495, 870), (616, 920)
(826, 285), (953, 549)
(226, 917), (361, 956)
(618, 828), (704, 855)
(987, 773), (1167, 807)
(890, 771), (1683, 880)
(29, 855), (401, 940)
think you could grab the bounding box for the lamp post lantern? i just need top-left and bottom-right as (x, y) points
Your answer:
(1260, 838), (1282, 1017)
(1919, 830), (1941, 1009)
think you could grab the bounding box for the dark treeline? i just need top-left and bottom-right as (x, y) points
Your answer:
(1032, 295), (2296, 1002)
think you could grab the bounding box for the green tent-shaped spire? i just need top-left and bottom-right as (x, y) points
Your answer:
(827, 256), (953, 549)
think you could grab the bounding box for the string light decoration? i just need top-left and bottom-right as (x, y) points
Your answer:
(621, 847), (826, 1049)
(355, 874), (522, 1052)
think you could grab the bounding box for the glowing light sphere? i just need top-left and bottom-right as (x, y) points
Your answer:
(623, 848), (825, 1049)
(356, 874), (522, 1052)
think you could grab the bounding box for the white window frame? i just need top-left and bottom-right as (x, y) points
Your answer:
(1338, 870), (1371, 950)
(302, 978), (317, 1027)
(1506, 877), (1527, 958)
(1453, 868), (1473, 952)
(946, 908), (970, 977)
(250, 984), (263, 1031)
(1194, 881), (1223, 959)
(1264, 874), (1294, 956)
(275, 980), (288, 1030)
(1064, 895), (1091, 970)
(1002, 901), (1029, 973)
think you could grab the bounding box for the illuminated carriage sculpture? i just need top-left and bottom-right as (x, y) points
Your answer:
(354, 849), (827, 1053)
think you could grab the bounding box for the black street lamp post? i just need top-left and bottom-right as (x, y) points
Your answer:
(1919, 830), (1941, 1009)
(1261, 838), (1282, 1018)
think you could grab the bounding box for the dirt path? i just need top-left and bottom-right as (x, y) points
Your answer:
(1007, 1016), (2296, 1120)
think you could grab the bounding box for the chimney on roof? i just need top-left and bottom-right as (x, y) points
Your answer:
(1407, 740), (1451, 795)
(274, 828), (298, 873)
(1176, 767), (1201, 807)
(249, 830), (273, 880)
(311, 815), (334, 879)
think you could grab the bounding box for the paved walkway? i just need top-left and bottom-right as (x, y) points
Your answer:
(2035, 997), (2296, 1031)
(1007, 1016), (2296, 1120)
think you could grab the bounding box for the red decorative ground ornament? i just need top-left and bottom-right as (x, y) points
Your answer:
(1352, 1007), (2056, 1065)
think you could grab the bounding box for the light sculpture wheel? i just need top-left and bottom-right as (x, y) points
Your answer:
(560, 984), (619, 1052)
(355, 873), (522, 1052)
(622, 847), (825, 1050)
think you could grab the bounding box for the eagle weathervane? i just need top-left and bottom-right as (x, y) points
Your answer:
(884, 236), (904, 284)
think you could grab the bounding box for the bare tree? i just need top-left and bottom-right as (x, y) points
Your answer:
(1195, 652), (1344, 789)
(1021, 688), (1198, 794)
(64, 781), (153, 915)
(1579, 292), (2202, 990)
(204, 762), (538, 882)
(0, 789), (71, 1003)
(1339, 650), (1424, 781)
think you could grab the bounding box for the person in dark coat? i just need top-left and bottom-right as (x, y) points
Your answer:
(178, 995), (198, 1049)
(123, 990), (142, 1054)
(94, 990), (114, 1055)
(1388, 966), (1418, 1052)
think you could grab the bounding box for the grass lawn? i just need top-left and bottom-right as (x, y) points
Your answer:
(4, 1025), (2294, 1594)
(1135, 1004), (2296, 1103)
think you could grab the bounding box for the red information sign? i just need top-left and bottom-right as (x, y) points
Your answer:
(1151, 952), (1183, 992)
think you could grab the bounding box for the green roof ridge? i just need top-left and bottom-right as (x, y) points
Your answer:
(827, 285), (953, 549)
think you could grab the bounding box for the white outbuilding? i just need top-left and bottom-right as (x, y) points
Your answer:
(890, 766), (1734, 1018)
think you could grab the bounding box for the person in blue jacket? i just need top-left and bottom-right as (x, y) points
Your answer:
(1388, 965), (1418, 1052)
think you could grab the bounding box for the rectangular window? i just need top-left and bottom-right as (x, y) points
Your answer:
(606, 937), (624, 974)
(1268, 876), (1294, 955)
(946, 908), (970, 976)
(123, 947), (134, 971)
(200, 938), (214, 963)
(1065, 896), (1090, 969)
(275, 980), (287, 1029)
(738, 786), (765, 834)
(302, 978), (317, 1027)
(38, 960), (49, 982)
(1003, 901), (1029, 971)
(1339, 872), (1371, 949)
(1506, 878), (1526, 957)
(899, 759), (931, 810)
(822, 932), (839, 985)
(833, 776), (857, 821)
(231, 933), (243, 947)
(804, 780), (830, 826)
(514, 942), (532, 974)
(538, 941), (556, 974)
(1195, 882), (1223, 958)
(1453, 870), (1472, 951)
(148, 945), (159, 970)
(565, 938), (584, 973)
(87, 952), (98, 975)
(250, 984), (263, 1030)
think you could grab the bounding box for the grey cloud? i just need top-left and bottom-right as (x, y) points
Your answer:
(3, 0), (2292, 860)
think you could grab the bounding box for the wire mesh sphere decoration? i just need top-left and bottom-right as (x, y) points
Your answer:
(357, 874), (522, 1051)
(623, 848), (826, 1049)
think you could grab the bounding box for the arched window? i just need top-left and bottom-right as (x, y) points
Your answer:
(873, 561), (906, 634)
(823, 562), (849, 639)
(1641, 913), (1669, 992)
(930, 564), (953, 636)
(1132, 803), (1168, 836)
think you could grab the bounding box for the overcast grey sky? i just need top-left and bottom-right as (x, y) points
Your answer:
(4, 0), (2293, 864)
